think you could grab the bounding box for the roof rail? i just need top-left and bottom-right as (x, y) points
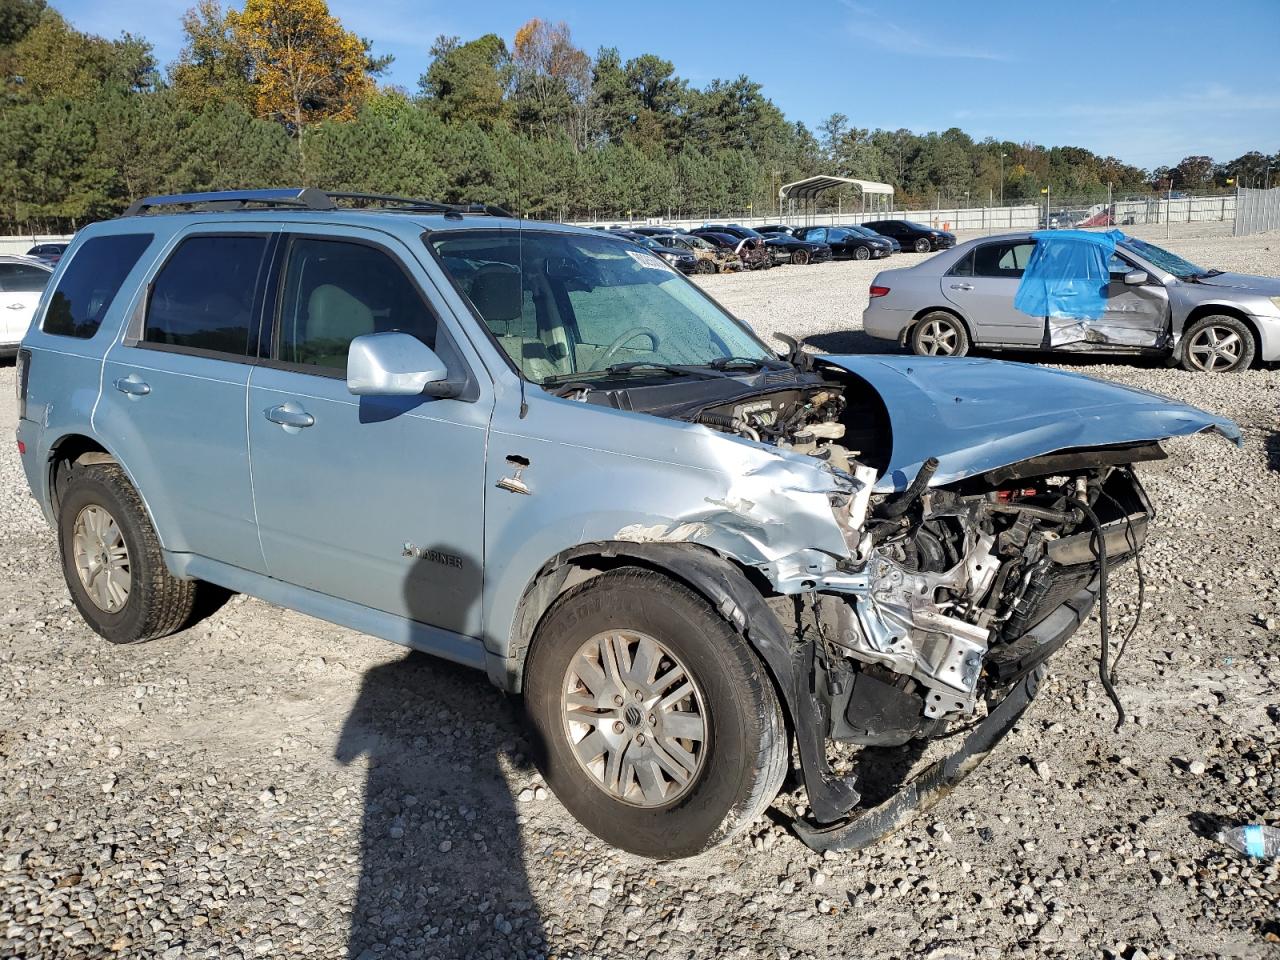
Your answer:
(122, 188), (514, 219)
(326, 192), (514, 218)
(122, 188), (334, 216)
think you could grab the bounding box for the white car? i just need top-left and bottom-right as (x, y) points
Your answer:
(0, 255), (52, 357)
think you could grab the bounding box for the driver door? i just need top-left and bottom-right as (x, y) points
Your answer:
(246, 226), (492, 637)
(1096, 252), (1169, 346)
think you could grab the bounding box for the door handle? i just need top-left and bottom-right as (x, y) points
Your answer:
(949, 283), (974, 291)
(6, 302), (24, 310)
(113, 376), (151, 397)
(265, 402), (315, 429)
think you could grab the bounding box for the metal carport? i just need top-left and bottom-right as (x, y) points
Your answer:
(779, 175), (894, 224)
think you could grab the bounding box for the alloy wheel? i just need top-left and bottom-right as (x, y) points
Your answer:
(72, 504), (131, 613)
(916, 317), (960, 355)
(561, 630), (708, 807)
(1186, 324), (1244, 372)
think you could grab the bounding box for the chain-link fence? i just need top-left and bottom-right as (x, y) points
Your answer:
(1234, 187), (1280, 236)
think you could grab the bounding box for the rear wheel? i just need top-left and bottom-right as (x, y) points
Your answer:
(791, 248), (811, 266)
(910, 311), (970, 357)
(913, 237), (932, 253)
(854, 245), (871, 261)
(524, 568), (788, 859)
(1179, 315), (1255, 372)
(57, 463), (196, 644)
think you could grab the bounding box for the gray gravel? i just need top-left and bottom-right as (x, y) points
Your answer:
(3, 233), (1279, 959)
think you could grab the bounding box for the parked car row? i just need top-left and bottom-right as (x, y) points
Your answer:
(595, 219), (955, 274)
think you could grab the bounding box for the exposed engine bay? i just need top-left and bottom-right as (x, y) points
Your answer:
(679, 367), (1153, 732)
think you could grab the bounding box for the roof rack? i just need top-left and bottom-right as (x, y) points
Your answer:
(121, 188), (513, 219)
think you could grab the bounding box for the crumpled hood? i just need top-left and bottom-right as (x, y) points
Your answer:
(1191, 272), (1280, 296)
(819, 355), (1242, 492)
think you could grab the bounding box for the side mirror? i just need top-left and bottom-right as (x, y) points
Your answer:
(1123, 269), (1149, 285)
(347, 332), (450, 397)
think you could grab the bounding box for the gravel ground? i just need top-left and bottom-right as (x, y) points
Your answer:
(2, 234), (1279, 960)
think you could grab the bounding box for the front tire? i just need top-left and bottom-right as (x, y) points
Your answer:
(913, 237), (932, 253)
(524, 568), (788, 859)
(693, 258), (715, 275)
(854, 245), (871, 261)
(1179, 315), (1255, 372)
(910, 311), (970, 357)
(57, 463), (196, 644)
(791, 248), (810, 266)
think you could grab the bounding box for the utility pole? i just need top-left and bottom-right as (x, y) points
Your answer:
(999, 152), (1007, 207)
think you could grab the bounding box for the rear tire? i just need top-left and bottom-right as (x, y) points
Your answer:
(1178, 315), (1255, 373)
(57, 463), (196, 644)
(910, 311), (970, 357)
(524, 567), (788, 859)
(913, 237), (932, 253)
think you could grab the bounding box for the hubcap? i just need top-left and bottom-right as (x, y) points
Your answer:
(917, 318), (959, 355)
(72, 505), (130, 613)
(560, 630), (708, 807)
(1187, 325), (1243, 372)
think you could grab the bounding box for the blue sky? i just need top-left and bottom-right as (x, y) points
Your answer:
(59, 0), (1280, 170)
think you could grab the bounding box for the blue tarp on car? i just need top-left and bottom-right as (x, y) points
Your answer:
(1014, 229), (1125, 320)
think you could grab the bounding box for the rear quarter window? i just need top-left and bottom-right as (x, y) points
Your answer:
(43, 234), (153, 339)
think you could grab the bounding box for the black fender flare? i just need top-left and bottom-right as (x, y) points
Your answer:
(499, 541), (861, 823)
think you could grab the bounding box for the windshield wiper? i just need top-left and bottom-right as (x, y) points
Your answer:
(602, 361), (731, 378)
(702, 356), (775, 371)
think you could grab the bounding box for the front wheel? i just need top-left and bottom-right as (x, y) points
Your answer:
(910, 311), (970, 357)
(913, 237), (932, 253)
(524, 568), (788, 859)
(693, 258), (715, 275)
(1179, 315), (1255, 372)
(791, 248), (810, 266)
(854, 245), (871, 261)
(57, 463), (197, 644)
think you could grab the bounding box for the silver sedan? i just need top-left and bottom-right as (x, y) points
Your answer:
(862, 232), (1280, 372)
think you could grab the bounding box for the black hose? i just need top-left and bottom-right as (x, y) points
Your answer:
(1065, 495), (1126, 730)
(875, 457), (939, 520)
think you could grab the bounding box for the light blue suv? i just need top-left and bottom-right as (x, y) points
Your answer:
(16, 189), (1240, 860)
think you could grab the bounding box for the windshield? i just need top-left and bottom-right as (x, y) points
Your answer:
(430, 229), (774, 384)
(1119, 237), (1209, 279)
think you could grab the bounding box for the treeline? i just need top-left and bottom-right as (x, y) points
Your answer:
(0, 0), (1274, 233)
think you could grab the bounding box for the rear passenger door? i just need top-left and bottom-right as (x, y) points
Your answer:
(246, 227), (490, 638)
(99, 228), (274, 573)
(943, 239), (1042, 345)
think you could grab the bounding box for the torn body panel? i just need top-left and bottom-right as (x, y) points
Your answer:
(490, 355), (1238, 849)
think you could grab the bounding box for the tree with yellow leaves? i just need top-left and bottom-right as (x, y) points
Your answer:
(227, 0), (372, 161)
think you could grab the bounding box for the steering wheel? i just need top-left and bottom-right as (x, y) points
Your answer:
(590, 326), (662, 371)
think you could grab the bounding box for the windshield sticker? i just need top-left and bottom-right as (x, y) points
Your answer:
(627, 249), (671, 271)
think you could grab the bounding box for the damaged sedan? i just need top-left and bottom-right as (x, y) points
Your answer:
(17, 193), (1240, 863)
(864, 229), (1280, 371)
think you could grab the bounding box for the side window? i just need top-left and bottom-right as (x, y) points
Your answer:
(145, 235), (268, 357)
(1107, 252), (1132, 277)
(808, 228), (827, 243)
(947, 250), (975, 277)
(0, 263), (50, 293)
(42, 234), (153, 339)
(277, 238), (437, 372)
(973, 241), (1035, 278)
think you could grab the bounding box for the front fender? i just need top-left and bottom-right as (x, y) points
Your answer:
(480, 391), (855, 670)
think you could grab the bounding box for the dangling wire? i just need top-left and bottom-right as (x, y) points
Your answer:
(1065, 495), (1126, 730)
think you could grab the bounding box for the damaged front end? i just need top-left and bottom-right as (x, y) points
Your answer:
(613, 353), (1239, 852)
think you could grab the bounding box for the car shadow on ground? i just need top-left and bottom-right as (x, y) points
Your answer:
(1265, 431), (1280, 472)
(333, 551), (546, 959)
